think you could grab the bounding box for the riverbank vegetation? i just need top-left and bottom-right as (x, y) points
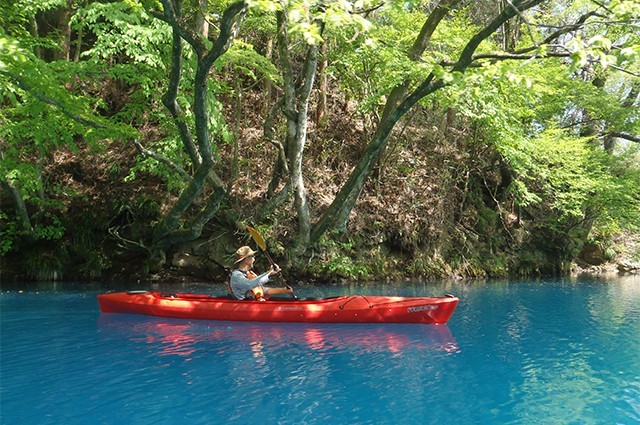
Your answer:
(1, 0), (639, 283)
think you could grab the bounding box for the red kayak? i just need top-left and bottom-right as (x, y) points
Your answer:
(98, 291), (459, 325)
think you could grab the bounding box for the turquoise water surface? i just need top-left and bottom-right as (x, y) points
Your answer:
(1, 277), (639, 424)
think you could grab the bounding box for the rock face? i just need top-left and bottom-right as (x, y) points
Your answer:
(618, 261), (640, 274)
(168, 238), (233, 280)
(172, 252), (206, 275)
(579, 243), (607, 266)
(573, 232), (640, 276)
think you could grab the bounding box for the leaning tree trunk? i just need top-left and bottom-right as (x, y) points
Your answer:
(315, 42), (327, 125)
(379, 0), (460, 124)
(310, 0), (546, 245)
(1, 179), (34, 242)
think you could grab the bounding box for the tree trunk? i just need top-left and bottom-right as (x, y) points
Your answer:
(1, 180), (34, 240)
(310, 0), (545, 245)
(274, 10), (324, 255)
(73, 26), (83, 62)
(161, 22), (201, 166)
(379, 0), (460, 124)
(29, 16), (41, 59)
(152, 0), (248, 247)
(276, 10), (298, 162)
(290, 40), (320, 253)
(35, 0), (72, 61)
(196, 0), (209, 37)
(59, 0), (73, 61)
(263, 37), (274, 116)
(265, 97), (289, 197)
(315, 42), (327, 125)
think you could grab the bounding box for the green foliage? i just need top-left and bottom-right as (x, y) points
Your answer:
(33, 214), (66, 241)
(327, 4), (485, 114)
(0, 212), (18, 255)
(222, 40), (281, 84)
(1, 27), (131, 254)
(109, 195), (161, 243)
(309, 238), (372, 280)
(23, 246), (69, 281)
(0, 0), (67, 49)
(72, 2), (171, 68)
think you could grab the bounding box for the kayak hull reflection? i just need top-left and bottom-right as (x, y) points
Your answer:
(98, 292), (458, 325)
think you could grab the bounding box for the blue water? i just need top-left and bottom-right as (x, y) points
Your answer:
(1, 277), (639, 424)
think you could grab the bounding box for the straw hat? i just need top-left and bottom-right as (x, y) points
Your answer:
(235, 246), (257, 263)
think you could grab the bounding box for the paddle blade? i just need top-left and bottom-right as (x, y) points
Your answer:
(246, 226), (267, 251)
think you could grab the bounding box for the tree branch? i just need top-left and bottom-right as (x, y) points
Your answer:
(380, 0), (461, 123)
(157, 186), (226, 247)
(513, 11), (601, 56)
(609, 65), (640, 78)
(310, 0), (547, 244)
(202, 1), (248, 69)
(157, 0), (208, 56)
(132, 139), (193, 182)
(503, 0), (537, 48)
(606, 132), (640, 144)
(1, 71), (107, 130)
(351, 1), (386, 16)
(162, 25), (201, 166)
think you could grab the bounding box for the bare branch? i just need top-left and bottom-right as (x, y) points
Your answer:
(606, 132), (640, 144)
(609, 65), (640, 78)
(510, 11), (601, 56)
(351, 1), (386, 16)
(132, 139), (193, 182)
(504, 0), (538, 48)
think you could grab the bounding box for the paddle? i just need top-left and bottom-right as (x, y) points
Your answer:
(246, 226), (295, 298)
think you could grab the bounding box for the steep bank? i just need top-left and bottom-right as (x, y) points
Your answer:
(2, 99), (638, 284)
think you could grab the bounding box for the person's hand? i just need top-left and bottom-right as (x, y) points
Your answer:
(269, 264), (281, 276)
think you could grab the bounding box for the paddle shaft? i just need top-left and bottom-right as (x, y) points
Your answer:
(266, 252), (290, 288)
(247, 226), (290, 289)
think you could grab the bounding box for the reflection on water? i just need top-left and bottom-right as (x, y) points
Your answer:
(98, 315), (459, 360)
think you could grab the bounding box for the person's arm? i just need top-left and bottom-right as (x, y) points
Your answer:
(263, 264), (293, 296)
(264, 287), (294, 296)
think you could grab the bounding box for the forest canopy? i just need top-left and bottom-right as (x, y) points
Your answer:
(1, 0), (639, 282)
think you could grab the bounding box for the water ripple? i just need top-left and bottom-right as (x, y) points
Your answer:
(2, 279), (639, 425)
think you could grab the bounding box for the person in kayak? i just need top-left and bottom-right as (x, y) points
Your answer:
(229, 246), (292, 300)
